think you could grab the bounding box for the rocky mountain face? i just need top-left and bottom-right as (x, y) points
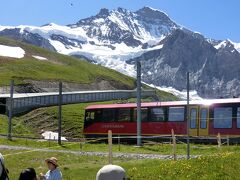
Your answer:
(127, 29), (240, 98)
(0, 6), (240, 98)
(0, 28), (56, 51)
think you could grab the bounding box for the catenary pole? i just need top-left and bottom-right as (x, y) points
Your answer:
(187, 72), (190, 159)
(58, 82), (63, 145)
(8, 80), (14, 140)
(137, 61), (142, 146)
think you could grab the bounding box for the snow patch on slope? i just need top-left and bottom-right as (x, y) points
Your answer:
(21, 23), (88, 41)
(0, 45), (25, 58)
(42, 131), (67, 141)
(50, 39), (164, 77)
(32, 55), (48, 61)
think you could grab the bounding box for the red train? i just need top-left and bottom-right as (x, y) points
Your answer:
(83, 98), (240, 137)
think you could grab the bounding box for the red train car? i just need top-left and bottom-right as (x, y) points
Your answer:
(83, 98), (240, 137)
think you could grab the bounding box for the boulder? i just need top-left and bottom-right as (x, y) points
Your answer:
(96, 164), (126, 180)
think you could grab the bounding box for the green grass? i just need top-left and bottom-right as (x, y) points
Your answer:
(0, 114), (36, 136)
(1, 149), (113, 180)
(123, 152), (240, 180)
(155, 89), (179, 101)
(2, 147), (240, 179)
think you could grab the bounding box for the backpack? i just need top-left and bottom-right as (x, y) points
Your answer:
(0, 159), (9, 180)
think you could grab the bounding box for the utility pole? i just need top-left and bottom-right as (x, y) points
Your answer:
(137, 61), (142, 146)
(8, 80), (14, 140)
(186, 72), (190, 159)
(58, 82), (63, 145)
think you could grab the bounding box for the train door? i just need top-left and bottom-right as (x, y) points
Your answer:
(189, 106), (209, 136)
(189, 106), (198, 136)
(198, 107), (209, 136)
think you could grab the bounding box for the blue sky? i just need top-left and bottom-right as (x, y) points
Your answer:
(1, 0), (239, 42)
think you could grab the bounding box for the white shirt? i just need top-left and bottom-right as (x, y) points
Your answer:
(45, 168), (62, 180)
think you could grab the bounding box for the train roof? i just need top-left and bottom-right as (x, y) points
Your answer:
(85, 98), (240, 110)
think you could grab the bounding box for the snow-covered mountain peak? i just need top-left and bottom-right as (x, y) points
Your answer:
(68, 7), (178, 46)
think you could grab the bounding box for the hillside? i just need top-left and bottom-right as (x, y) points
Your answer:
(0, 36), (135, 91)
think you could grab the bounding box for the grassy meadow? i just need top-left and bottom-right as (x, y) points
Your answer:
(1, 144), (240, 180)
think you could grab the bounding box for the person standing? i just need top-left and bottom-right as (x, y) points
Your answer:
(39, 157), (62, 180)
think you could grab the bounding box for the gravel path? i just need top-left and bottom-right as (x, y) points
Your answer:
(0, 145), (199, 160)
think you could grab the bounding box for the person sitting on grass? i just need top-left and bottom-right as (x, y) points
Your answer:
(19, 168), (37, 180)
(0, 153), (9, 180)
(39, 157), (62, 180)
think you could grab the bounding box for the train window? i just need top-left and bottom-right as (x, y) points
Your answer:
(150, 107), (165, 121)
(237, 107), (240, 128)
(102, 109), (115, 122)
(168, 107), (185, 122)
(190, 108), (197, 128)
(214, 107), (232, 128)
(133, 108), (148, 121)
(200, 108), (208, 129)
(118, 108), (131, 122)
